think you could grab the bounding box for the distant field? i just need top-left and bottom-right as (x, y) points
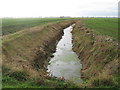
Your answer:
(2, 18), (71, 35)
(83, 18), (118, 40)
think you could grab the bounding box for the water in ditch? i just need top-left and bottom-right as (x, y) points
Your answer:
(47, 24), (82, 83)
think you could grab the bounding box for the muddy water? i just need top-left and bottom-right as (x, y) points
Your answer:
(47, 24), (82, 83)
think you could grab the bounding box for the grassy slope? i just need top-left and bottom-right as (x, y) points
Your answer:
(1, 18), (71, 46)
(3, 75), (80, 88)
(82, 18), (118, 40)
(2, 18), (72, 35)
(72, 20), (119, 88)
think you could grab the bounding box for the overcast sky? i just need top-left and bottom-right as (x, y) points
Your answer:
(0, 0), (119, 18)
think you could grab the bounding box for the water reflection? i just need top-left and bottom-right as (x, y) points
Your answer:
(47, 24), (82, 83)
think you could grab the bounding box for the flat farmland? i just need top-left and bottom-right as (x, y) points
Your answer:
(2, 18), (71, 35)
(83, 18), (118, 40)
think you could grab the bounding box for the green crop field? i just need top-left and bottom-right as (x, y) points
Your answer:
(2, 18), (72, 35)
(83, 18), (118, 40)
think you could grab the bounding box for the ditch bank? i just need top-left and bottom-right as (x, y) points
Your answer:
(72, 21), (119, 87)
(2, 20), (76, 79)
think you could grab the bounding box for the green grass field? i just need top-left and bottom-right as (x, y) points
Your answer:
(83, 18), (118, 40)
(2, 18), (72, 35)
